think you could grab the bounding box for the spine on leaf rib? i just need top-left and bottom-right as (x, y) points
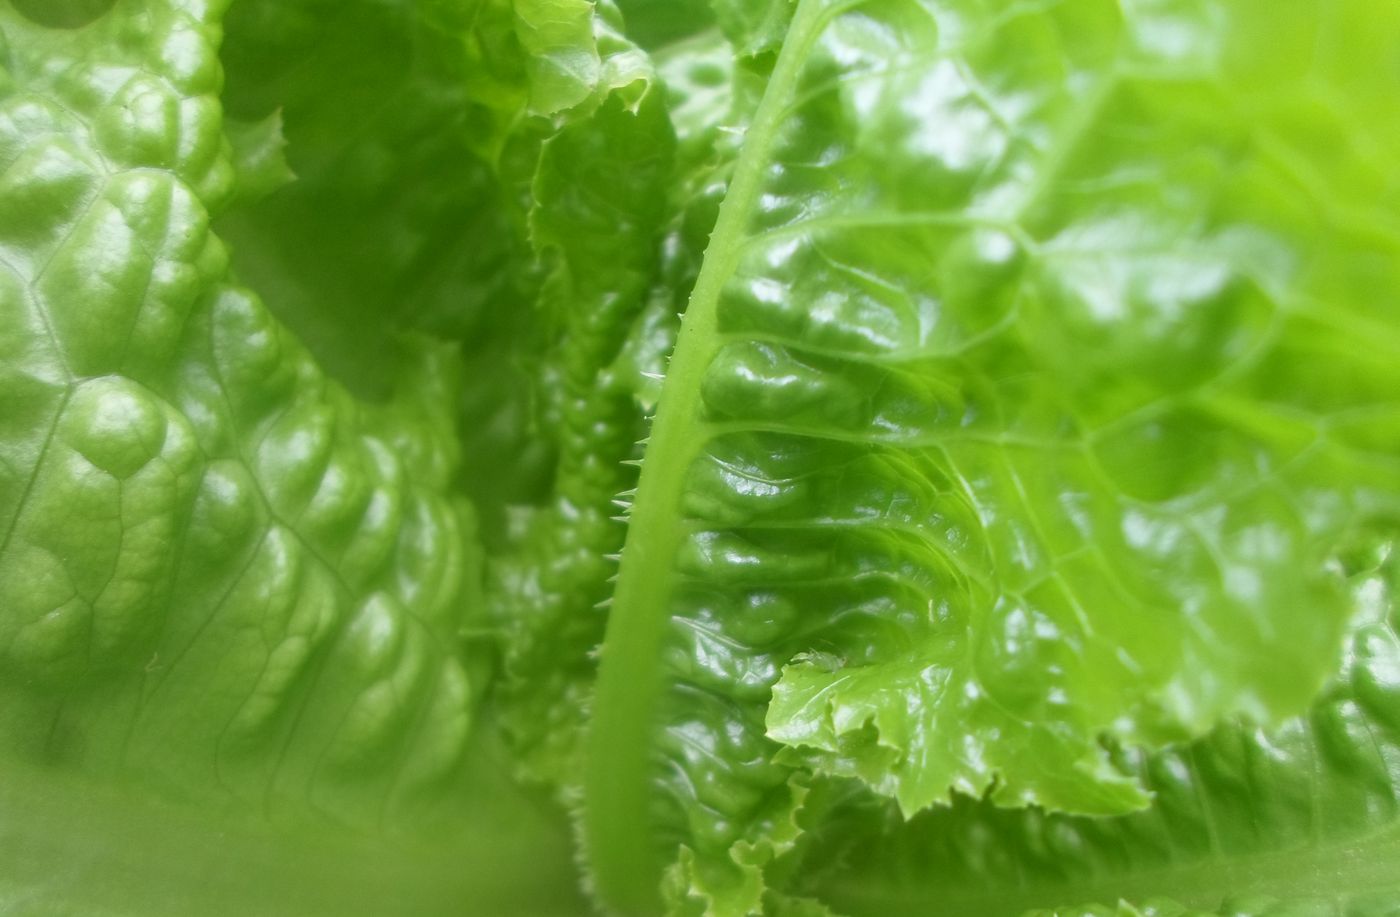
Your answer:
(580, 0), (836, 911)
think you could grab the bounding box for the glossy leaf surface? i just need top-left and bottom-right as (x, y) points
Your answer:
(585, 0), (1400, 912)
(3, 1), (1399, 915)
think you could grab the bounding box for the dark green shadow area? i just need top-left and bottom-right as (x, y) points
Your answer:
(10, 0), (115, 29)
(617, 0), (715, 49)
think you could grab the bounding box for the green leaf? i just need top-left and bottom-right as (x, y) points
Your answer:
(513, 0), (655, 116)
(616, 0), (716, 50)
(583, 0), (1400, 910)
(0, 728), (590, 916)
(708, 0), (793, 57)
(490, 87), (678, 786)
(756, 0), (1400, 818)
(0, 0), (479, 832)
(514, 0), (606, 113)
(223, 110), (294, 206)
(217, 0), (527, 394)
(792, 538), (1400, 915)
(7, 1), (1400, 914)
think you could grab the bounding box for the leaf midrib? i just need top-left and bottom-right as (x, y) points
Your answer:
(580, 0), (840, 912)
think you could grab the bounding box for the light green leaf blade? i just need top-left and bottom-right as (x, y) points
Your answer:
(514, 0), (655, 115)
(757, 0), (1400, 817)
(583, 0), (1400, 911)
(792, 540), (1400, 915)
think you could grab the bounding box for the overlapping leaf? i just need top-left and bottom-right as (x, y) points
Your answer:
(790, 537), (1400, 915)
(3, 1), (1400, 916)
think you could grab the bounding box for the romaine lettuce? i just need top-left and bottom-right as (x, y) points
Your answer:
(1, 1), (1397, 915)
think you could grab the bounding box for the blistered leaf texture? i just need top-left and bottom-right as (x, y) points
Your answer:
(5, 0), (1400, 915)
(585, 0), (1400, 911)
(758, 0), (1400, 815)
(0, 0), (480, 827)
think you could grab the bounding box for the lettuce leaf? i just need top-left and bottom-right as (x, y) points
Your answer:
(0, 0), (581, 911)
(583, 0), (1400, 912)
(790, 538), (1399, 915)
(0, 0), (485, 822)
(3, 1), (1399, 916)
